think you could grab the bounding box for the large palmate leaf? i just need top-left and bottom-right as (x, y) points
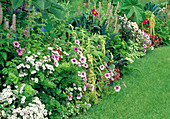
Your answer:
(120, 0), (145, 24)
(11, 0), (23, 10)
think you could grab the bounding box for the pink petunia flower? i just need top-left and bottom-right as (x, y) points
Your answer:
(16, 48), (22, 55)
(84, 76), (87, 82)
(143, 44), (147, 48)
(71, 58), (77, 64)
(76, 104), (80, 108)
(143, 49), (146, 53)
(91, 84), (94, 91)
(77, 51), (83, 56)
(68, 95), (73, 101)
(22, 48), (26, 52)
(77, 93), (82, 100)
(105, 73), (111, 79)
(96, 45), (101, 49)
(83, 85), (86, 91)
(75, 40), (80, 45)
(81, 71), (86, 78)
(13, 41), (20, 48)
(100, 65), (105, 70)
(83, 63), (88, 68)
(79, 57), (86, 63)
(73, 47), (78, 52)
(114, 86), (121, 92)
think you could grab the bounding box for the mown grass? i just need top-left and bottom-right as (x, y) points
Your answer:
(72, 46), (170, 119)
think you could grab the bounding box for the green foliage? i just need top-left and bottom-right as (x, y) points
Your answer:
(144, 1), (162, 15)
(119, 0), (145, 24)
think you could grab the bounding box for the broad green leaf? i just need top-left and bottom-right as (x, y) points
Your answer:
(11, 0), (23, 10)
(48, 7), (62, 19)
(0, 52), (7, 60)
(127, 7), (134, 18)
(0, 59), (4, 67)
(33, 0), (45, 10)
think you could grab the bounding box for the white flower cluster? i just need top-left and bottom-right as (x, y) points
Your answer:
(0, 85), (48, 119)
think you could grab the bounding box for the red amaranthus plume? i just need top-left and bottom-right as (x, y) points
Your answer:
(90, 8), (98, 17)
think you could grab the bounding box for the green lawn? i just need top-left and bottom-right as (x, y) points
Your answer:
(73, 46), (170, 119)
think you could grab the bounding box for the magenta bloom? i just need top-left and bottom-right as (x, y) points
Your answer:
(16, 48), (22, 55)
(83, 85), (86, 91)
(22, 48), (26, 52)
(24, 29), (27, 36)
(75, 40), (80, 45)
(68, 95), (73, 101)
(73, 47), (78, 52)
(13, 41), (20, 48)
(143, 44), (147, 48)
(91, 84), (94, 91)
(105, 73), (111, 79)
(143, 49), (146, 53)
(114, 86), (121, 92)
(96, 45), (101, 49)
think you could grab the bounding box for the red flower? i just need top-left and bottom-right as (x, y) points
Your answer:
(156, 39), (159, 43)
(160, 38), (163, 43)
(132, 13), (135, 17)
(152, 35), (156, 38)
(152, 44), (155, 47)
(90, 8), (98, 17)
(143, 19), (148, 24)
(147, 24), (150, 28)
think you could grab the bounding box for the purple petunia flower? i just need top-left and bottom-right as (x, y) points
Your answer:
(74, 47), (78, 52)
(68, 95), (73, 101)
(105, 73), (111, 79)
(91, 84), (94, 91)
(114, 86), (121, 92)
(16, 48), (22, 56)
(13, 41), (20, 48)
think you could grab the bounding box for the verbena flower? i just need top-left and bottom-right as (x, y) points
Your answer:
(13, 41), (20, 48)
(114, 86), (121, 92)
